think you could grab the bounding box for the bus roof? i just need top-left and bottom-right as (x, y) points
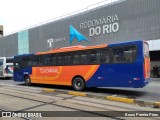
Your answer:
(14, 40), (144, 57)
(108, 40), (144, 47)
(36, 44), (107, 55)
(14, 53), (34, 57)
(36, 40), (144, 55)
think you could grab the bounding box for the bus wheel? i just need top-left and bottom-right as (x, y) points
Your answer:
(73, 77), (85, 91)
(24, 76), (31, 86)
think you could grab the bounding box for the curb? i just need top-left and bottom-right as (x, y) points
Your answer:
(42, 88), (160, 108)
(68, 91), (86, 97)
(154, 102), (160, 108)
(43, 88), (55, 92)
(105, 96), (134, 104)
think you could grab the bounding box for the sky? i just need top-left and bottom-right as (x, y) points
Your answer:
(0, 0), (110, 35)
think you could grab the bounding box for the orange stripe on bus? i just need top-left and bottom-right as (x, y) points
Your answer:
(29, 65), (99, 86)
(84, 65), (99, 80)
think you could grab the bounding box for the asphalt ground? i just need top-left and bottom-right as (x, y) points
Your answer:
(0, 82), (159, 120)
(0, 78), (160, 103)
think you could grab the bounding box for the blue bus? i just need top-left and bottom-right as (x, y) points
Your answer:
(14, 40), (150, 91)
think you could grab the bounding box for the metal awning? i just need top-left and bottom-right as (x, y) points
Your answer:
(147, 39), (160, 51)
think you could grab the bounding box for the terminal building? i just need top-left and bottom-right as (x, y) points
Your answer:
(0, 0), (160, 74)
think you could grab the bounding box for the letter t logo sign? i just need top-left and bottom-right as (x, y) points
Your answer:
(47, 39), (53, 48)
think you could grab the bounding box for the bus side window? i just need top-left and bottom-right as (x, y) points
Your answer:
(39, 54), (51, 66)
(112, 46), (136, 63)
(90, 50), (100, 64)
(32, 56), (39, 66)
(39, 55), (44, 66)
(113, 48), (125, 63)
(64, 54), (72, 65)
(51, 55), (57, 65)
(27, 56), (33, 66)
(22, 57), (28, 67)
(57, 54), (64, 65)
(123, 46), (136, 63)
(0, 59), (3, 66)
(101, 49), (110, 63)
(44, 55), (51, 66)
(6, 57), (14, 63)
(81, 51), (88, 64)
(73, 52), (81, 65)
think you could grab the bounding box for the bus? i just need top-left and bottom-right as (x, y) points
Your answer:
(0, 57), (14, 79)
(13, 40), (150, 91)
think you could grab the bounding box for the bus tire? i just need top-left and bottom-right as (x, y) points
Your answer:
(72, 77), (85, 91)
(24, 76), (31, 86)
